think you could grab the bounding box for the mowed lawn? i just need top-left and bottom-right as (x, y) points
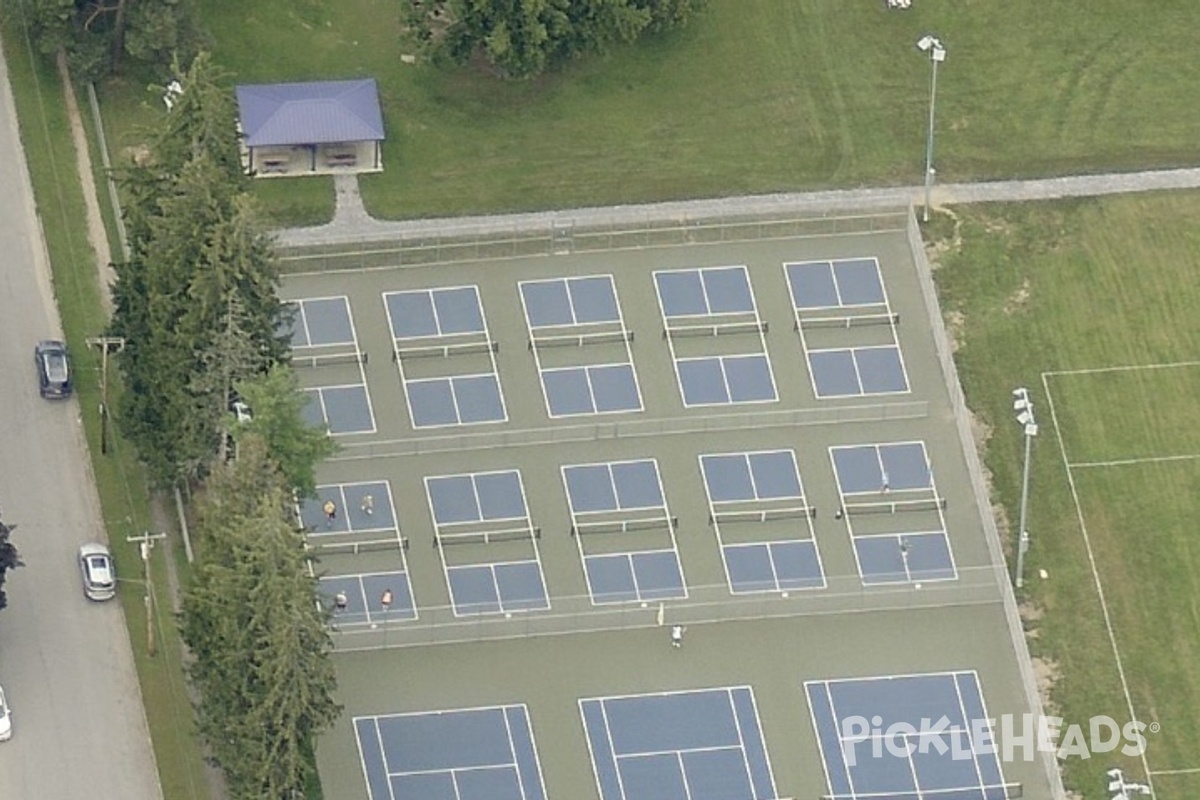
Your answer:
(89, 0), (1200, 223)
(934, 193), (1200, 798)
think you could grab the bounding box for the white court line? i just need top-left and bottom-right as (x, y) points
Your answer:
(576, 700), (612, 800)
(1044, 359), (1200, 378)
(951, 672), (991, 795)
(1068, 453), (1200, 469)
(1042, 372), (1155, 796)
(824, 681), (867, 800)
(805, 682), (844, 800)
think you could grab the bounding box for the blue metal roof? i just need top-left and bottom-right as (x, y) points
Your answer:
(235, 79), (384, 147)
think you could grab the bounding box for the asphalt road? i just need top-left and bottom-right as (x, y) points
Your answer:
(0, 38), (162, 800)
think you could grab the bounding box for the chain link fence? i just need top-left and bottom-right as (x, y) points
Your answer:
(276, 207), (910, 274)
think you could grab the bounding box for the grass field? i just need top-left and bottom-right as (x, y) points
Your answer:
(0, 8), (211, 799)
(933, 193), (1200, 798)
(84, 0), (1200, 224)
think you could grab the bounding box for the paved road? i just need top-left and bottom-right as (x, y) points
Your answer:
(0, 37), (162, 800)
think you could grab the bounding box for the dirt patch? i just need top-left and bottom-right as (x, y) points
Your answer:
(922, 206), (963, 268)
(943, 309), (966, 353)
(1003, 278), (1032, 315)
(1030, 656), (1063, 718)
(57, 52), (115, 314)
(121, 143), (152, 167)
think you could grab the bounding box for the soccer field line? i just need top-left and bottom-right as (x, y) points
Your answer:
(1043, 359), (1200, 378)
(1068, 453), (1200, 469)
(1149, 767), (1200, 777)
(1041, 373), (1154, 796)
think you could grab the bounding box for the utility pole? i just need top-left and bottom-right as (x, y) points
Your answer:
(86, 336), (125, 455)
(127, 531), (167, 656)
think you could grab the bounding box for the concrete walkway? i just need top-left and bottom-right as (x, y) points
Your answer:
(277, 166), (1200, 248)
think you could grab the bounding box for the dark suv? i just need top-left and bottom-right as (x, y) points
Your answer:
(34, 340), (72, 399)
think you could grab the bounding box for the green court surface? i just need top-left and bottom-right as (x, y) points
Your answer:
(281, 212), (1058, 800)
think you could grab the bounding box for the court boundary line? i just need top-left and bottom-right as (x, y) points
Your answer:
(828, 441), (955, 586)
(285, 294), (357, 349)
(580, 685), (775, 800)
(787, 258), (911, 400)
(654, 265), (778, 408)
(356, 704), (543, 800)
(383, 285), (509, 429)
(807, 670), (1005, 800)
(698, 449), (825, 594)
(562, 460), (686, 604)
(295, 295), (377, 434)
(519, 274), (644, 419)
(423, 470), (549, 617)
(1042, 372), (1154, 794)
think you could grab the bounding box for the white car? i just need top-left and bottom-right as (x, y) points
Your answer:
(0, 684), (11, 741)
(79, 543), (117, 601)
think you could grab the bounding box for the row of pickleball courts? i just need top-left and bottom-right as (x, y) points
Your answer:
(352, 671), (1015, 800)
(299, 438), (956, 622)
(283, 258), (911, 435)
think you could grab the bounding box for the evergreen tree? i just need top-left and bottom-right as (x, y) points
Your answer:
(180, 435), (339, 798)
(110, 54), (288, 486)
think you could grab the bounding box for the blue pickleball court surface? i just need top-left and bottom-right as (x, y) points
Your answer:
(700, 450), (825, 593)
(520, 275), (623, 328)
(384, 286), (488, 339)
(563, 460), (686, 604)
(654, 266), (757, 318)
(282, 296), (357, 348)
(805, 671), (1010, 800)
(580, 687), (779, 800)
(785, 259), (887, 311)
(355, 705), (547, 800)
(829, 442), (956, 586)
(320, 571), (416, 624)
(426, 470), (550, 615)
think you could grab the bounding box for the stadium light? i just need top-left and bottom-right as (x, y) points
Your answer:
(1013, 388), (1037, 589)
(917, 35), (947, 223)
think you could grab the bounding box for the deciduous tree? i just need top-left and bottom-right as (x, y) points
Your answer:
(412, 0), (704, 78)
(230, 364), (336, 499)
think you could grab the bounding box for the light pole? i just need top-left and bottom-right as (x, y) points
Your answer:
(1012, 388), (1038, 589)
(917, 35), (947, 223)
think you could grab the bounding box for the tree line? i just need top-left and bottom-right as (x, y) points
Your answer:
(107, 53), (337, 798)
(408, 0), (703, 77)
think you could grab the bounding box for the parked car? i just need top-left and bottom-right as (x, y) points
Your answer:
(34, 340), (72, 399)
(78, 543), (116, 601)
(0, 684), (11, 741)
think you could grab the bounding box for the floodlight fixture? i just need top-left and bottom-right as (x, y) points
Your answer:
(1017, 409), (1034, 426)
(1107, 769), (1124, 779)
(1013, 397), (1030, 412)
